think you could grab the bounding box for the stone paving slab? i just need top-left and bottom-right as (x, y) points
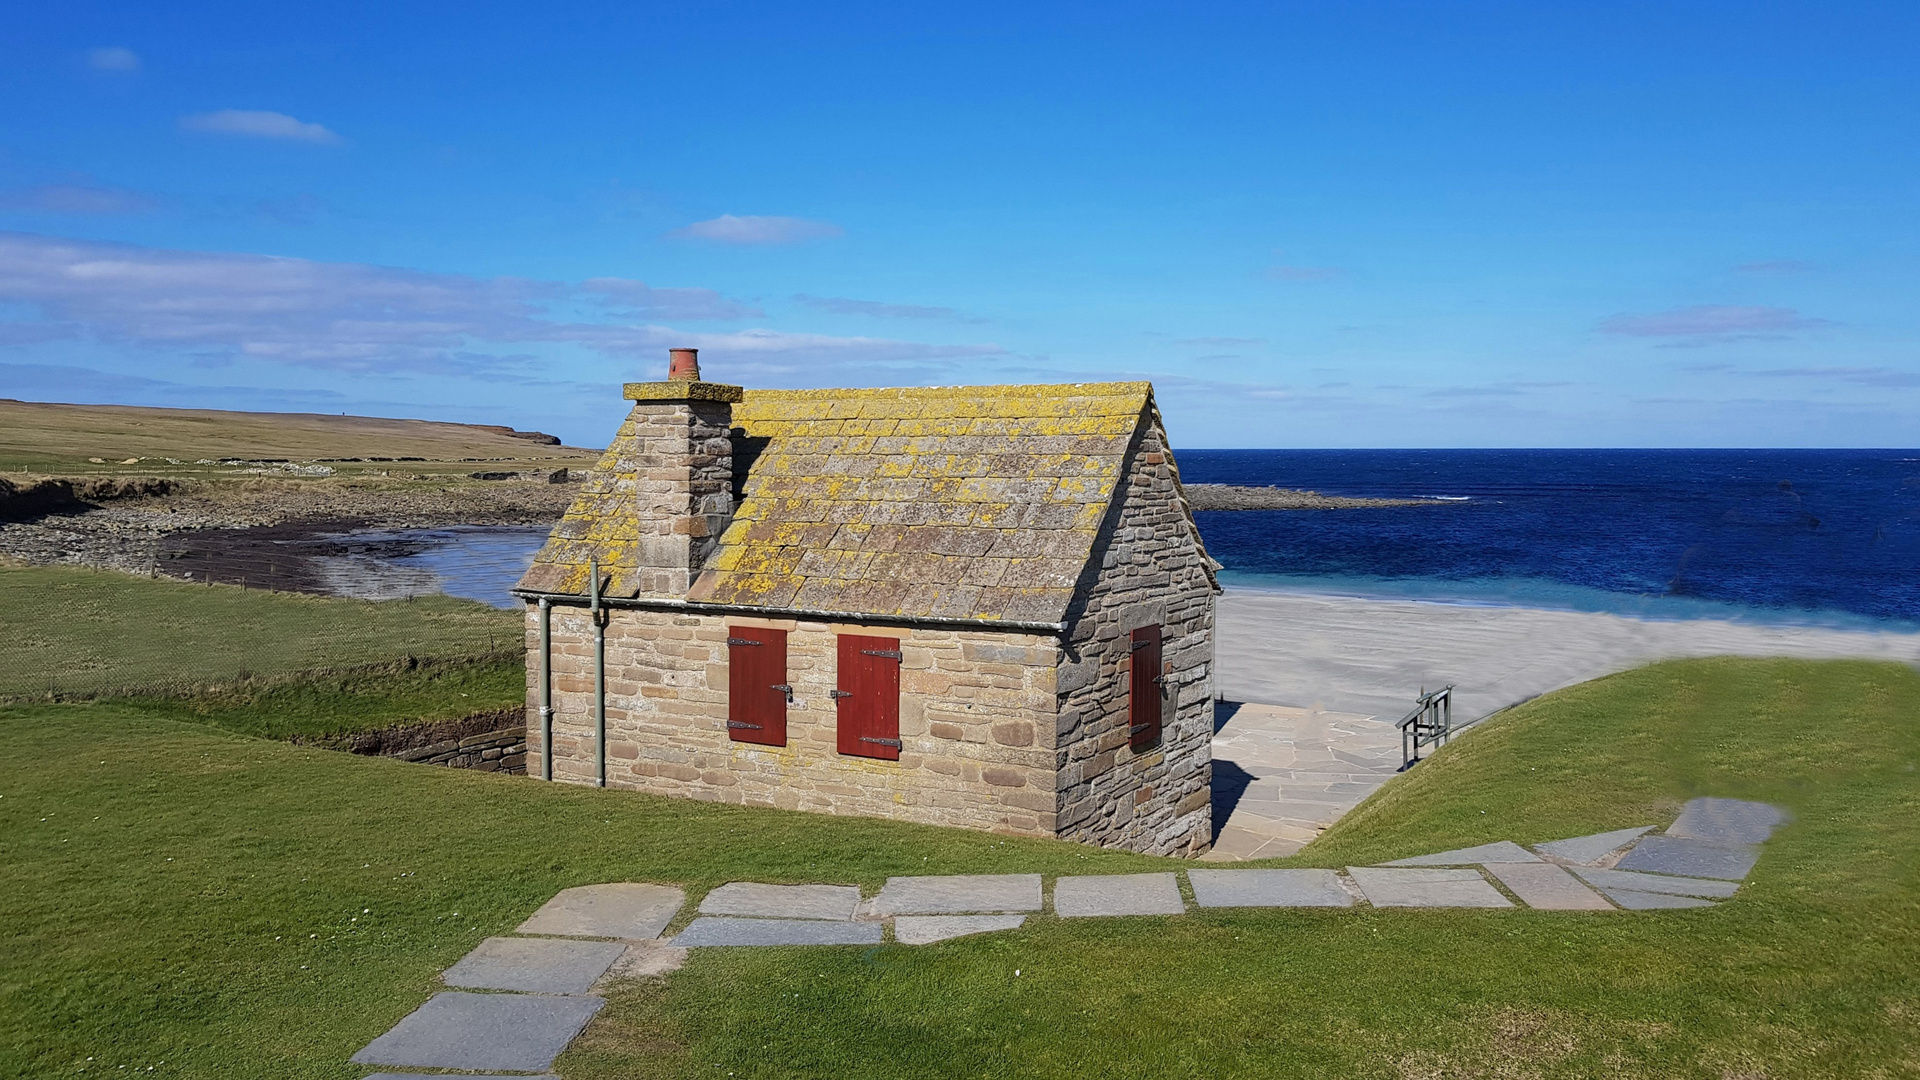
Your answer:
(1188, 868), (1354, 908)
(1348, 867), (1513, 908)
(1209, 703), (1399, 861)
(350, 991), (604, 1073)
(517, 882), (685, 941)
(698, 882), (862, 921)
(1571, 867), (1740, 899)
(1615, 836), (1759, 881)
(893, 915), (1027, 945)
(1601, 888), (1718, 910)
(672, 917), (883, 947)
(871, 874), (1044, 916)
(1666, 798), (1786, 846)
(1482, 862), (1615, 910)
(1052, 873), (1186, 917)
(1382, 841), (1540, 867)
(1532, 826), (1655, 865)
(442, 936), (627, 994)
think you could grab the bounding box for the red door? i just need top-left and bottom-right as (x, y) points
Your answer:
(727, 626), (788, 746)
(836, 634), (901, 760)
(1129, 623), (1163, 750)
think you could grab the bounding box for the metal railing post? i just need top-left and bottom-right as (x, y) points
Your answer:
(537, 597), (553, 781)
(590, 557), (606, 788)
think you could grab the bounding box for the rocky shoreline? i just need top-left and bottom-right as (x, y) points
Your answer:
(0, 476), (575, 587)
(1185, 484), (1451, 511)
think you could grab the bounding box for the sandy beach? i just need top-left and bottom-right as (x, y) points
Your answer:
(1205, 588), (1920, 857)
(1216, 587), (1920, 723)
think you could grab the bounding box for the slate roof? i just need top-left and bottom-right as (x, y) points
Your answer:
(519, 381), (1206, 624)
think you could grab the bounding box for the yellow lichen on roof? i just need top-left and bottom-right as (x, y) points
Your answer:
(520, 381), (1183, 623)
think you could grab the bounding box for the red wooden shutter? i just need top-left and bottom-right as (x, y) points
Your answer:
(836, 634), (901, 760)
(1129, 623), (1163, 750)
(727, 626), (788, 746)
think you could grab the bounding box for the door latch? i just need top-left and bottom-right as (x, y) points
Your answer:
(829, 689), (852, 699)
(772, 683), (794, 704)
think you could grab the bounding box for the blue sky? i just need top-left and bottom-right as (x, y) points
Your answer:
(2, 1), (1915, 448)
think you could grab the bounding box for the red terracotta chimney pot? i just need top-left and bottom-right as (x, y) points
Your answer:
(667, 347), (700, 381)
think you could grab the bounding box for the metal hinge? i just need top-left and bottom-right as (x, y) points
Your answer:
(1130, 723), (1155, 734)
(829, 689), (852, 699)
(859, 736), (904, 749)
(727, 721), (763, 730)
(860, 649), (903, 661)
(1131, 639), (1154, 651)
(726, 637), (762, 646)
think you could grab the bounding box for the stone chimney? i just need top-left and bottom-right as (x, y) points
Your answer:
(619, 349), (741, 597)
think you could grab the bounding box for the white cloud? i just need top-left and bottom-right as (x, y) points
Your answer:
(668, 214), (843, 245)
(1599, 304), (1831, 341)
(0, 181), (155, 215)
(87, 47), (140, 73)
(582, 277), (762, 320)
(180, 110), (341, 144)
(0, 232), (1001, 381)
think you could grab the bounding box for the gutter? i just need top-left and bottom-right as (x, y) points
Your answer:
(511, 588), (1067, 636)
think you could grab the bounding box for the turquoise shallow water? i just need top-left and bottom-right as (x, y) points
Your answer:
(1216, 570), (1920, 634)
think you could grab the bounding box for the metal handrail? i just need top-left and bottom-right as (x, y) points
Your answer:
(1397, 684), (1454, 770)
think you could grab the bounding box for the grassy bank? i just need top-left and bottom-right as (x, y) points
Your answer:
(124, 655), (527, 741)
(0, 565), (523, 700)
(4, 657), (1917, 1078)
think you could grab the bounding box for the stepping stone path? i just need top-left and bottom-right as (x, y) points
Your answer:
(1349, 867), (1514, 908)
(1189, 868), (1353, 908)
(351, 798), (1784, 1076)
(1532, 826), (1653, 864)
(1382, 840), (1540, 866)
(1054, 873), (1186, 917)
(442, 937), (627, 994)
(871, 873), (1043, 916)
(895, 914), (1029, 945)
(1482, 862), (1615, 911)
(351, 991), (605, 1074)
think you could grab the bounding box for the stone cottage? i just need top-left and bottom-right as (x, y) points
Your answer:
(512, 349), (1219, 855)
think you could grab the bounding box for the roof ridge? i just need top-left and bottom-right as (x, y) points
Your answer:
(740, 381), (1150, 400)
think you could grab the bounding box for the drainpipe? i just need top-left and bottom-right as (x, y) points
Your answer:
(537, 597), (553, 781)
(590, 557), (607, 788)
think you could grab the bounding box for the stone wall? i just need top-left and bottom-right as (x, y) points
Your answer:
(292, 707), (529, 774)
(527, 609), (1062, 835)
(393, 726), (527, 771)
(1053, 409), (1216, 856)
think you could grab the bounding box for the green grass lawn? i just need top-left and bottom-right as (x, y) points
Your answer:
(0, 565), (523, 700)
(4, 657), (1917, 1079)
(124, 656), (527, 741)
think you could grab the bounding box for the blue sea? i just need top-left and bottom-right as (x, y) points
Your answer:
(1181, 449), (1920, 630)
